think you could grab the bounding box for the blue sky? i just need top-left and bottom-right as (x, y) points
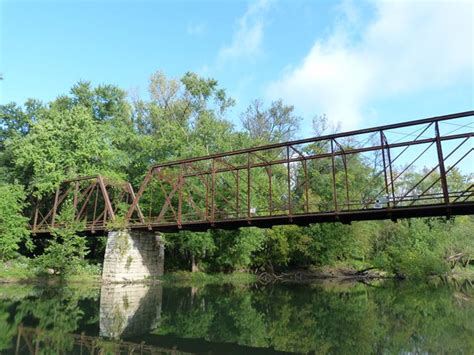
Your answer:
(1, 0), (472, 133)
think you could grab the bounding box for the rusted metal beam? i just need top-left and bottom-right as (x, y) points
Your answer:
(435, 121), (450, 205)
(146, 111), (474, 170)
(175, 132), (473, 179)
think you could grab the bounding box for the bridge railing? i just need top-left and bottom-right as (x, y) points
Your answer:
(123, 111), (473, 229)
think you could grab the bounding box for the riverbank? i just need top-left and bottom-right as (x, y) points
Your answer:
(2, 258), (473, 285)
(0, 258), (102, 284)
(0, 258), (257, 285)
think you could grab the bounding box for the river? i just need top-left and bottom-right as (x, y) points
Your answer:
(1, 279), (473, 354)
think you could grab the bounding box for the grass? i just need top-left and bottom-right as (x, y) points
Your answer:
(450, 265), (474, 280)
(1, 257), (256, 286)
(0, 257), (102, 284)
(3, 255), (470, 286)
(65, 263), (102, 283)
(158, 271), (257, 286)
(0, 258), (36, 282)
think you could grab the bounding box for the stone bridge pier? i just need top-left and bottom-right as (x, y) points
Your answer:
(102, 230), (165, 282)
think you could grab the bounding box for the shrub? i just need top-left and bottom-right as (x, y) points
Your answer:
(34, 202), (88, 276)
(0, 183), (31, 261)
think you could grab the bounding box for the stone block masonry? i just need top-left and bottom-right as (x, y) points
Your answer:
(102, 230), (165, 282)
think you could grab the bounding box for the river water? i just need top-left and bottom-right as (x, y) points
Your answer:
(1, 280), (473, 354)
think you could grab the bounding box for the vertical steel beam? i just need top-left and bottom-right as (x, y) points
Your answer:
(287, 146), (292, 215)
(331, 139), (338, 211)
(236, 170), (240, 218)
(267, 166), (273, 216)
(435, 122), (450, 205)
(178, 166), (183, 226)
(334, 139), (350, 210)
(92, 186), (98, 229)
(33, 200), (39, 232)
(383, 133), (396, 207)
(211, 159), (216, 223)
(343, 154), (350, 210)
(148, 181), (153, 221)
(205, 174), (209, 220)
(247, 153), (251, 220)
(51, 187), (60, 227)
(380, 130), (390, 207)
(303, 159), (309, 213)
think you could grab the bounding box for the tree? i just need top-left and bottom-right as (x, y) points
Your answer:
(9, 105), (120, 195)
(241, 99), (300, 144)
(166, 231), (216, 272)
(34, 202), (88, 276)
(0, 184), (31, 261)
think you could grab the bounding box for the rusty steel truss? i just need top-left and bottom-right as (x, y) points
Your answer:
(29, 175), (143, 234)
(29, 111), (474, 235)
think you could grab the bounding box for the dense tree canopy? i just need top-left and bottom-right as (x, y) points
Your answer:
(0, 69), (472, 277)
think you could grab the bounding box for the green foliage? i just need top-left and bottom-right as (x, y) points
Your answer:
(444, 216), (474, 257)
(209, 228), (267, 271)
(9, 105), (117, 195)
(153, 282), (474, 354)
(34, 202), (89, 276)
(370, 219), (451, 278)
(0, 70), (473, 278)
(0, 281), (473, 354)
(160, 271), (256, 286)
(304, 223), (357, 265)
(241, 99), (301, 144)
(0, 285), (99, 353)
(105, 202), (129, 231)
(251, 227), (291, 271)
(166, 231), (216, 271)
(0, 184), (31, 261)
(0, 257), (36, 281)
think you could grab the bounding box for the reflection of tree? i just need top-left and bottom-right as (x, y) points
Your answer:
(0, 286), (99, 353)
(0, 304), (22, 352)
(1, 282), (474, 353)
(155, 282), (474, 354)
(371, 282), (474, 353)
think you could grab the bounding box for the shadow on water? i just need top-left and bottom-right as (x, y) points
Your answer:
(0, 279), (473, 354)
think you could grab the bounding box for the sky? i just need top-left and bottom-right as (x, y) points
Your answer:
(0, 0), (473, 134)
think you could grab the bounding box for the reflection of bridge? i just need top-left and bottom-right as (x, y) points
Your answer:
(13, 284), (175, 355)
(13, 284), (289, 355)
(14, 325), (194, 355)
(28, 111), (473, 235)
(25, 111), (474, 281)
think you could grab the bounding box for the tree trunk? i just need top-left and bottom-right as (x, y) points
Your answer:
(191, 254), (199, 272)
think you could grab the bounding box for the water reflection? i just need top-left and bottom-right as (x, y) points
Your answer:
(0, 280), (473, 354)
(99, 284), (162, 339)
(14, 325), (193, 355)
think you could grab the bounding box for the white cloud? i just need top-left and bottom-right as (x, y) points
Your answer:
(266, 0), (473, 129)
(218, 0), (271, 64)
